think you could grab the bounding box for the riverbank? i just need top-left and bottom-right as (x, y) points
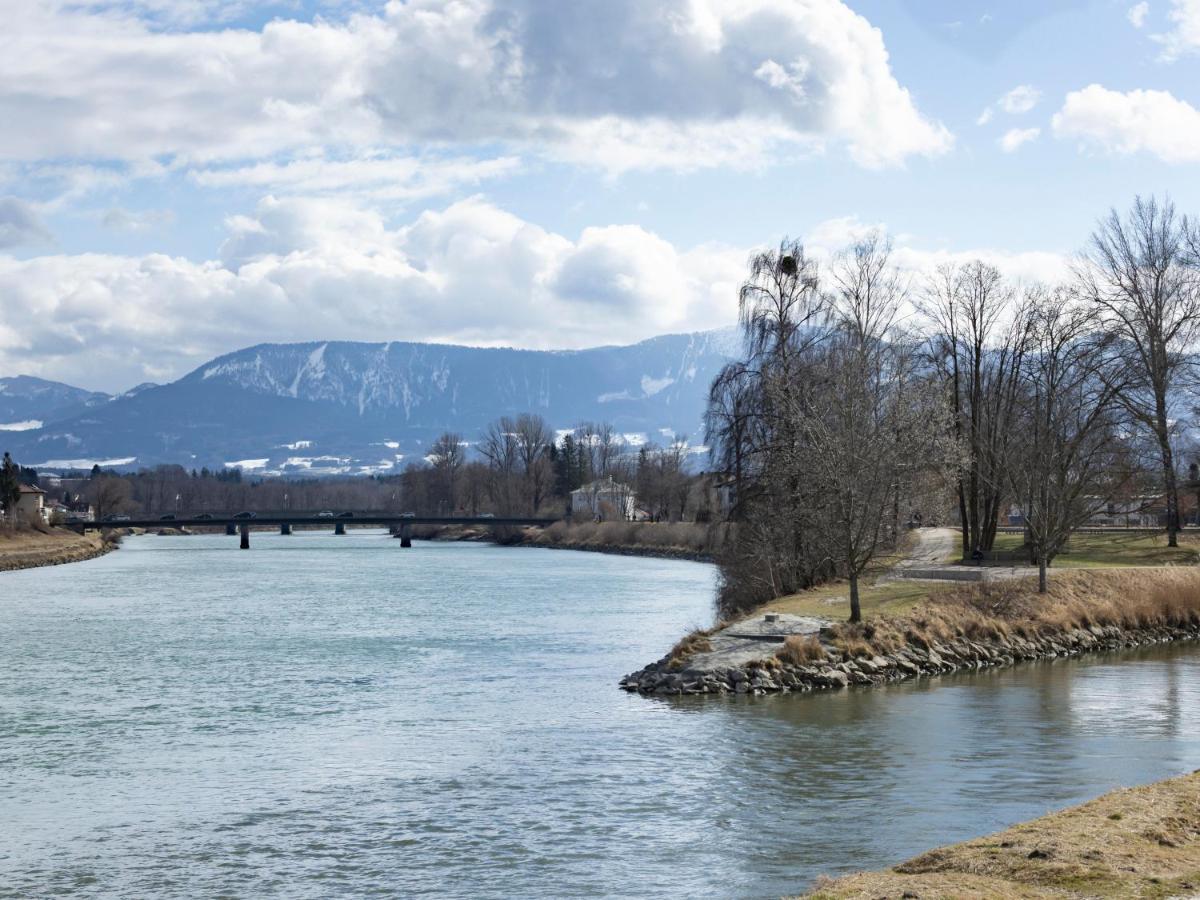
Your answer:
(622, 568), (1200, 695)
(412, 520), (726, 562)
(0, 526), (117, 573)
(802, 770), (1200, 898)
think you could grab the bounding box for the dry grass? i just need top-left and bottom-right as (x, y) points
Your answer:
(0, 526), (108, 572)
(801, 770), (1200, 899)
(665, 626), (718, 670)
(797, 568), (1200, 663)
(777, 634), (829, 665)
(532, 520), (728, 556)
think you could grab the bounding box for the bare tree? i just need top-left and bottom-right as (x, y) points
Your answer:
(1078, 196), (1200, 546)
(922, 260), (1032, 558)
(478, 418), (520, 514)
(86, 474), (135, 521)
(429, 432), (465, 513)
(511, 413), (553, 514)
(798, 235), (959, 622)
(1005, 289), (1126, 592)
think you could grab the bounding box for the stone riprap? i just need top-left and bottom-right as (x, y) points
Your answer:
(620, 614), (1200, 696)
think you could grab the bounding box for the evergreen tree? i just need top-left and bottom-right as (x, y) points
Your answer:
(1, 452), (21, 516)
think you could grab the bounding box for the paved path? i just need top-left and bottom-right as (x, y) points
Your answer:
(894, 527), (1038, 582)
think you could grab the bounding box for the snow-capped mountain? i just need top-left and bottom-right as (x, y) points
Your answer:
(4, 329), (741, 474)
(0, 376), (111, 432)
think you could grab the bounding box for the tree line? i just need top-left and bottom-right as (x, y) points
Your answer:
(707, 196), (1200, 621)
(5, 421), (714, 524)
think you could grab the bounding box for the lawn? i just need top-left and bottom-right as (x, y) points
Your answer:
(762, 577), (956, 620)
(991, 529), (1200, 568)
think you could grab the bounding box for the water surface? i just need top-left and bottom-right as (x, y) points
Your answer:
(2, 532), (1200, 898)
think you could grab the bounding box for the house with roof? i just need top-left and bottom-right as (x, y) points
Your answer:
(15, 484), (49, 523)
(569, 476), (636, 521)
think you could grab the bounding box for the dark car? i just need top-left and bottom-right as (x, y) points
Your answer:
(159, 514), (176, 521)
(337, 511), (354, 518)
(233, 511), (257, 520)
(195, 513), (214, 520)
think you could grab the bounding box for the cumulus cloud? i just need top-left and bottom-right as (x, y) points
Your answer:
(1128, 2), (1151, 28)
(976, 84), (1040, 127)
(0, 0), (951, 174)
(1154, 0), (1200, 58)
(0, 196), (747, 389)
(999, 127), (1041, 152)
(999, 85), (1042, 114)
(1052, 84), (1200, 162)
(0, 197), (52, 248)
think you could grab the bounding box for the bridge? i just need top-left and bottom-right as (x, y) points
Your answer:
(71, 514), (559, 548)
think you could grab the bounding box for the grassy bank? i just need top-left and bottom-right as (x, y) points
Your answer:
(625, 567), (1200, 695)
(992, 529), (1200, 568)
(516, 520), (728, 561)
(803, 770), (1200, 899)
(0, 526), (117, 573)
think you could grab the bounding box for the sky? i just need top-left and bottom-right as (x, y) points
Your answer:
(1, 0), (1199, 392)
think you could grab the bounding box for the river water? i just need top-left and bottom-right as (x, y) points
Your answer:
(3, 532), (1200, 898)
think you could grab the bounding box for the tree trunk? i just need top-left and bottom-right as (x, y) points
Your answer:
(848, 571), (861, 623)
(1160, 433), (1180, 547)
(1038, 555), (1047, 594)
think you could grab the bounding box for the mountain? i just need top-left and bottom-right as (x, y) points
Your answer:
(3, 330), (740, 474)
(0, 376), (111, 432)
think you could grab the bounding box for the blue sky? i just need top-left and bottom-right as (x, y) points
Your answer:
(1, 0), (1198, 391)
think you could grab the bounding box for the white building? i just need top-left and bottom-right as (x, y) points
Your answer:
(15, 484), (48, 523)
(569, 476), (636, 521)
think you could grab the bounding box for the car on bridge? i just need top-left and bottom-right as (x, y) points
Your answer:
(317, 510), (334, 518)
(479, 513), (495, 519)
(103, 514), (131, 522)
(159, 514), (176, 521)
(195, 513), (213, 520)
(401, 512), (416, 518)
(233, 511), (257, 520)
(337, 512), (354, 518)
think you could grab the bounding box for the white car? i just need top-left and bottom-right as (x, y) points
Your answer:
(316, 510), (334, 518)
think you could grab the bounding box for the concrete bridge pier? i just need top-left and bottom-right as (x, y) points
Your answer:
(400, 524), (412, 548)
(239, 525), (250, 549)
(334, 522), (346, 535)
(280, 523), (292, 535)
(225, 523), (237, 536)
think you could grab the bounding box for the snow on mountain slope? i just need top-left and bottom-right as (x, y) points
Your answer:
(7, 329), (740, 472)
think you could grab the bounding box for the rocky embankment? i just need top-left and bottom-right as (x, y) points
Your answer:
(621, 613), (1200, 696)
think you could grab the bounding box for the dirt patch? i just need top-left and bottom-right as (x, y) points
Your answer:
(801, 770), (1200, 899)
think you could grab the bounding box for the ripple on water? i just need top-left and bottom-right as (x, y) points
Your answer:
(3, 533), (1200, 898)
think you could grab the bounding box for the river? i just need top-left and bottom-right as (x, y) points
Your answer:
(2, 531), (1200, 898)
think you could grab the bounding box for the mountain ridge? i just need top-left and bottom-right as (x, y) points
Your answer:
(2, 329), (740, 474)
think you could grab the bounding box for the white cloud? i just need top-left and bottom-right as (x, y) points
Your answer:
(999, 127), (1041, 152)
(1154, 0), (1200, 58)
(804, 216), (1070, 286)
(0, 0), (951, 174)
(1128, 2), (1151, 28)
(999, 85), (1042, 115)
(0, 196), (747, 390)
(0, 197), (52, 248)
(101, 207), (175, 231)
(1052, 84), (1200, 162)
(976, 108), (994, 126)
(191, 152), (522, 201)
